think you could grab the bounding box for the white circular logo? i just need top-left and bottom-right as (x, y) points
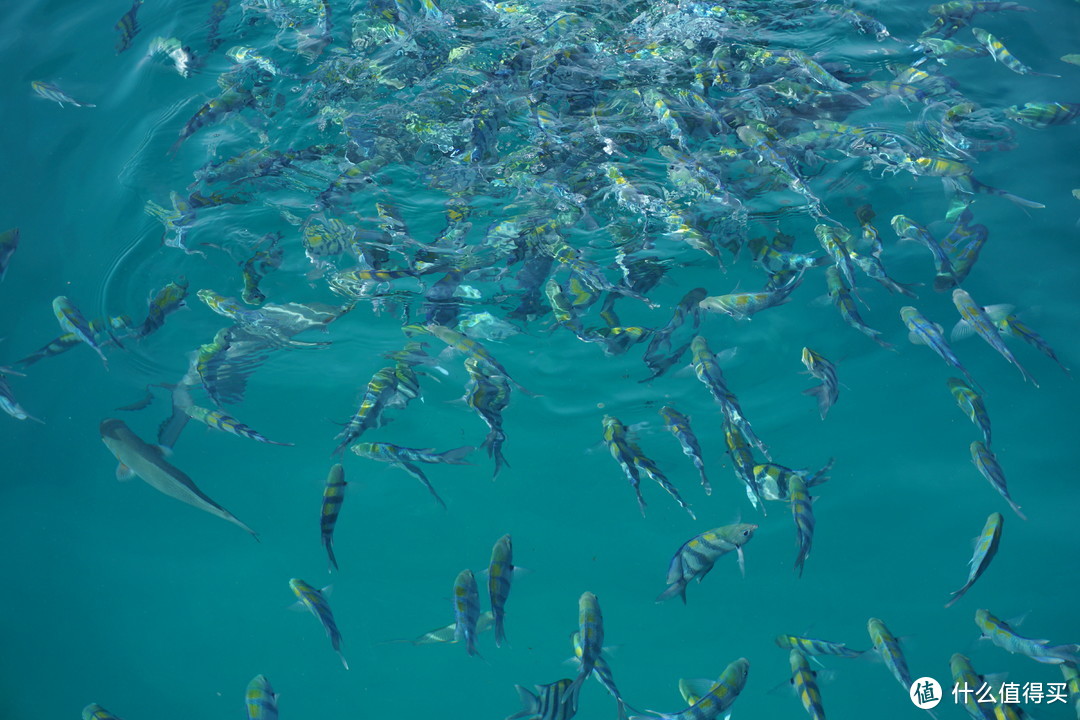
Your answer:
(910, 677), (943, 709)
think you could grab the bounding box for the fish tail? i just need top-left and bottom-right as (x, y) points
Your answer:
(325, 538), (338, 572)
(655, 579), (688, 604)
(1008, 498), (1028, 521)
(944, 583), (970, 608)
(438, 445), (474, 464)
(494, 616), (507, 648)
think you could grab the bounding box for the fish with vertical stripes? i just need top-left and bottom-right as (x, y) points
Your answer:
(657, 524), (758, 603)
(320, 464), (346, 572)
(488, 534), (514, 648)
(946, 512), (1003, 608)
(289, 578), (348, 669)
(245, 674), (278, 720)
(453, 569), (482, 657)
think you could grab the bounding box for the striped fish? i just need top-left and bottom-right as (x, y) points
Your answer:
(790, 649), (827, 720)
(945, 512), (1003, 608)
(976, 609), (1080, 664)
(952, 289), (1038, 386)
(17, 315), (132, 368)
(245, 674), (279, 720)
(996, 315), (1071, 377)
(801, 348), (839, 419)
(789, 475), (815, 578)
(53, 296), (113, 369)
(867, 618), (915, 691)
(320, 464), (347, 572)
(488, 534), (514, 648)
(776, 634), (865, 658)
(630, 657), (749, 720)
(972, 27), (1059, 77)
(901, 306), (978, 388)
(453, 569), (482, 657)
(0, 374), (41, 423)
(970, 442), (1026, 520)
(350, 442), (472, 509)
(948, 378), (992, 448)
(949, 654), (995, 720)
(506, 678), (580, 720)
(289, 578), (348, 669)
(184, 404), (292, 446)
(396, 611), (494, 645)
(114, 0), (144, 54)
(139, 279), (189, 338)
(657, 524), (758, 603)
(83, 704), (124, 720)
(570, 631), (633, 720)
(660, 406), (710, 495)
(569, 592), (604, 696)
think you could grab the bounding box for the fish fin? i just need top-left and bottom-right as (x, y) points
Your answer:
(982, 304), (1014, 323)
(951, 318), (976, 342)
(907, 331), (925, 345)
(116, 462), (135, 481)
(439, 445), (474, 464)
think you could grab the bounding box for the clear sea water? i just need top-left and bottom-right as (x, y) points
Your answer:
(2, 1), (1079, 719)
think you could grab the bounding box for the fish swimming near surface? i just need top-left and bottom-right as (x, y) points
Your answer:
(801, 347), (839, 419)
(31, 80), (96, 107)
(114, 0), (144, 54)
(53, 296), (116, 369)
(99, 418), (258, 539)
(289, 578), (349, 669)
(245, 674), (278, 720)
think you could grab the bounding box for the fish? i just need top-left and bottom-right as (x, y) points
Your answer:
(996, 314), (1071, 376)
(659, 406), (710, 495)
(789, 475), (815, 578)
(691, 335), (769, 459)
(901, 306), (978, 387)
(569, 592), (604, 697)
(946, 512), (1003, 608)
(825, 266), (892, 349)
(801, 347), (839, 419)
(413, 323), (535, 396)
(975, 609), (1080, 664)
(245, 674), (279, 720)
(947, 377), (992, 447)
(99, 418), (258, 539)
(320, 464), (347, 572)
(629, 657), (749, 720)
(0, 373), (41, 423)
(951, 288), (1038, 386)
(350, 442), (472, 508)
(53, 296), (114, 369)
(149, 37), (196, 77)
(1060, 662), (1080, 720)
(333, 366), (398, 455)
(31, 81), (95, 107)
(970, 442), (1026, 520)
(82, 704), (124, 720)
(453, 569), (482, 657)
(506, 678), (580, 720)
(972, 27), (1059, 77)
(170, 89), (255, 156)
(949, 654), (996, 720)
(0, 228), (18, 282)
(139, 278), (189, 338)
(789, 649), (827, 720)
(17, 315), (133, 368)
(657, 523), (758, 603)
(289, 578), (349, 669)
(867, 618), (917, 693)
(569, 630), (634, 720)
(465, 357), (512, 479)
(114, 0), (143, 54)
(394, 611), (495, 646)
(775, 634), (865, 658)
(601, 415), (694, 518)
(488, 533), (514, 648)
(698, 272), (802, 320)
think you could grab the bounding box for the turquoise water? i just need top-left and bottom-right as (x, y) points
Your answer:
(2, 1), (1080, 719)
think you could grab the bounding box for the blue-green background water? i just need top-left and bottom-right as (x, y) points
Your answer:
(2, 0), (1080, 719)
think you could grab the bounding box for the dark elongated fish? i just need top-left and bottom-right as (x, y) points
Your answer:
(114, 0), (144, 54)
(99, 418), (258, 539)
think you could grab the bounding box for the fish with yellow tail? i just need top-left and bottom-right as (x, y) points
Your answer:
(975, 609), (1080, 664)
(99, 418), (258, 539)
(945, 512), (1002, 608)
(657, 523), (758, 603)
(970, 442), (1026, 520)
(629, 657), (749, 720)
(290, 578), (348, 668)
